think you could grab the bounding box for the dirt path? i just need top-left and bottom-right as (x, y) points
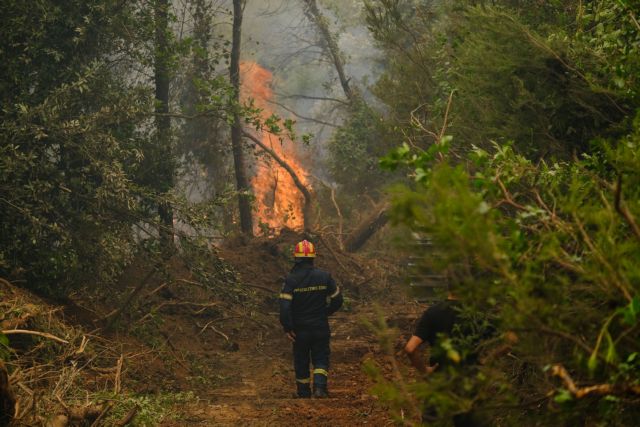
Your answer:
(164, 305), (409, 426)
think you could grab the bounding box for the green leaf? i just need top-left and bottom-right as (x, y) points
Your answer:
(554, 389), (573, 403)
(588, 352), (598, 373)
(0, 333), (8, 347)
(617, 296), (640, 326)
(604, 331), (618, 364)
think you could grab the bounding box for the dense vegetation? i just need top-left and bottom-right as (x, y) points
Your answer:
(363, 0), (640, 424)
(0, 0), (236, 295)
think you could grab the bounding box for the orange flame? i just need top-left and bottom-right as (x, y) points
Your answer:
(240, 61), (310, 234)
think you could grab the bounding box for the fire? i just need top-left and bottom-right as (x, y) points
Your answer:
(240, 61), (310, 234)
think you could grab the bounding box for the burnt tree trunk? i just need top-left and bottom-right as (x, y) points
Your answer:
(230, 0), (253, 235)
(242, 131), (314, 231)
(0, 360), (15, 427)
(344, 204), (389, 252)
(154, 0), (174, 251)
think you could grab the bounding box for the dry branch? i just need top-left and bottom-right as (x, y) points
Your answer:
(275, 92), (349, 105)
(103, 262), (163, 329)
(314, 177), (345, 250)
(114, 355), (124, 395)
(244, 283), (276, 293)
(114, 405), (138, 426)
(614, 174), (640, 243)
(90, 402), (114, 427)
(551, 364), (640, 398)
(2, 329), (68, 345)
(210, 325), (230, 342)
(316, 234), (350, 276)
(266, 99), (339, 127)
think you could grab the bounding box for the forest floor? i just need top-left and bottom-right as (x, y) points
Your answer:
(3, 230), (424, 426)
(165, 303), (417, 426)
(159, 231), (421, 426)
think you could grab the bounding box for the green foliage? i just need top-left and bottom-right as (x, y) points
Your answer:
(368, 0), (640, 424)
(328, 102), (394, 197)
(366, 1), (634, 159)
(103, 391), (197, 426)
(378, 120), (640, 423)
(0, 0), (240, 296)
(0, 332), (10, 361)
(576, 0), (640, 99)
(0, 1), (156, 294)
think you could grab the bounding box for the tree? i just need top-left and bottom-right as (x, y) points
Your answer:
(302, 0), (357, 104)
(0, 0), (157, 294)
(154, 0), (175, 252)
(230, 0), (254, 235)
(178, 0), (230, 201)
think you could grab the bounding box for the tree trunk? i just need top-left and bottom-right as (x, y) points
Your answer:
(154, 0), (174, 251)
(0, 360), (15, 427)
(344, 204), (389, 252)
(230, 0), (253, 235)
(303, 0), (356, 104)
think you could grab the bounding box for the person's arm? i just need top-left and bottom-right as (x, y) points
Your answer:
(279, 279), (295, 339)
(404, 335), (427, 373)
(404, 308), (440, 374)
(326, 275), (343, 315)
(404, 336), (439, 374)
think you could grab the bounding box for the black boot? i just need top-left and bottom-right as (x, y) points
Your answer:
(313, 384), (328, 398)
(313, 369), (329, 398)
(296, 382), (311, 398)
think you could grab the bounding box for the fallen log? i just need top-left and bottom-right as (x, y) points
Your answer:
(344, 203), (389, 252)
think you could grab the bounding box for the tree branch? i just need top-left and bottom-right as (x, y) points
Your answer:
(242, 130), (314, 230)
(551, 364), (640, 398)
(1, 329), (68, 345)
(494, 177), (528, 211)
(312, 177), (344, 249)
(266, 99), (339, 127)
(302, 0), (357, 103)
(614, 174), (640, 243)
(275, 92), (349, 105)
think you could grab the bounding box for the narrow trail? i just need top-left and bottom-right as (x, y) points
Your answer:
(164, 304), (414, 426)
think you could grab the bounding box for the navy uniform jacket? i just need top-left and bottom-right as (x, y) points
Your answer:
(279, 263), (343, 332)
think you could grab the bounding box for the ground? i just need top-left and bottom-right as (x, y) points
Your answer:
(165, 306), (398, 426)
(2, 231), (422, 426)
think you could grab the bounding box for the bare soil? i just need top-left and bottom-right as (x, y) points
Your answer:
(153, 231), (417, 425)
(161, 302), (417, 426)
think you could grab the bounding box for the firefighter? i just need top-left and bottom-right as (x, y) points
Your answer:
(279, 239), (343, 398)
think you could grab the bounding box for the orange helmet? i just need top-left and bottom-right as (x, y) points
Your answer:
(293, 240), (316, 258)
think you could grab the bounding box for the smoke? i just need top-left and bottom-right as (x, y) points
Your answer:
(171, 0), (383, 236)
(241, 0), (383, 179)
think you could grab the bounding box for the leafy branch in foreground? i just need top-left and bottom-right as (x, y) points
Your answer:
(376, 116), (640, 424)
